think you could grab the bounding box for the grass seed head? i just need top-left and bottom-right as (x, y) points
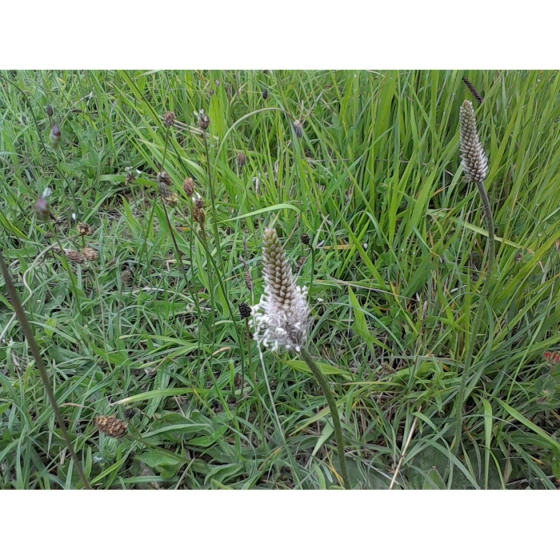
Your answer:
(46, 104), (54, 117)
(293, 120), (303, 138)
(94, 416), (128, 438)
(459, 100), (488, 183)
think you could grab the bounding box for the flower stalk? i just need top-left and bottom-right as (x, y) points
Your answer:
(453, 100), (496, 452)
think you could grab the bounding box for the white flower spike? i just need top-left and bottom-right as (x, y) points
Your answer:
(250, 228), (310, 353)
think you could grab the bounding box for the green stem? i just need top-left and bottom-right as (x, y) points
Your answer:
(453, 180), (496, 452)
(299, 347), (350, 489)
(202, 132), (224, 270)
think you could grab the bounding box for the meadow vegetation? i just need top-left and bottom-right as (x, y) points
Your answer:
(1, 70), (560, 489)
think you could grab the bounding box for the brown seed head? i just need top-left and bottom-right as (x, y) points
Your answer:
(46, 104), (54, 117)
(193, 206), (206, 228)
(194, 197), (205, 209)
(236, 152), (247, 168)
(183, 177), (196, 197)
(66, 250), (86, 264)
(262, 88), (268, 100)
(81, 247), (99, 262)
(293, 120), (303, 138)
(300, 233), (311, 246)
(163, 111), (176, 127)
(77, 222), (93, 236)
(199, 113), (210, 130)
(157, 171), (172, 186)
(94, 416), (128, 438)
(164, 192), (179, 207)
(239, 302), (252, 319)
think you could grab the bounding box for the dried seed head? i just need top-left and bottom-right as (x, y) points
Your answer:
(300, 233), (311, 246)
(94, 416), (128, 438)
(183, 177), (196, 197)
(159, 184), (178, 207)
(239, 302), (252, 319)
(164, 192), (179, 207)
(250, 228), (310, 353)
(199, 112), (210, 130)
(81, 247), (98, 262)
(77, 222), (93, 236)
(50, 122), (61, 147)
(236, 152), (247, 168)
(459, 100), (488, 183)
(293, 120), (303, 138)
(46, 104), (54, 117)
(157, 171), (172, 186)
(121, 268), (133, 285)
(194, 196), (205, 209)
(163, 111), (176, 127)
(66, 250), (86, 264)
(193, 207), (206, 227)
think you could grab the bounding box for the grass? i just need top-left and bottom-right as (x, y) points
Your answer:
(1, 69), (560, 489)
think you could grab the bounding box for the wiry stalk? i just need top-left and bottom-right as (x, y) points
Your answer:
(453, 101), (496, 452)
(300, 347), (351, 489)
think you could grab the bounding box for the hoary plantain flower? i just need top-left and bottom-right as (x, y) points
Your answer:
(453, 98), (495, 454)
(459, 100), (488, 183)
(250, 228), (310, 353)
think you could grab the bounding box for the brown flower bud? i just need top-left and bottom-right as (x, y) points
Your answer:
(236, 152), (247, 169)
(81, 247), (99, 262)
(300, 233), (311, 246)
(199, 113), (210, 130)
(77, 222), (93, 236)
(239, 302), (252, 319)
(157, 171), (172, 186)
(46, 104), (54, 117)
(163, 111), (176, 127)
(194, 197), (205, 209)
(66, 250), (86, 264)
(262, 88), (268, 100)
(94, 416), (128, 438)
(193, 206), (206, 227)
(183, 177), (196, 197)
